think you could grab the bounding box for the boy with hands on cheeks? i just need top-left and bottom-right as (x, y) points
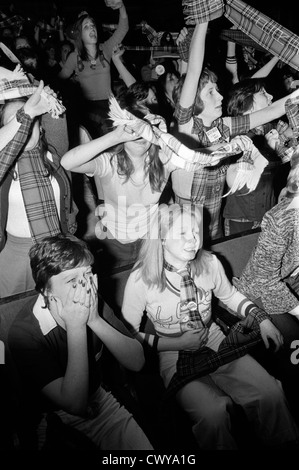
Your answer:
(8, 234), (153, 450)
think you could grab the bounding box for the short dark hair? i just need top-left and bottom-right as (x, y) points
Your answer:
(29, 234), (94, 294)
(227, 78), (265, 116)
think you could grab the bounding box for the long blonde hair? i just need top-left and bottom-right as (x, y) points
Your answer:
(133, 203), (212, 291)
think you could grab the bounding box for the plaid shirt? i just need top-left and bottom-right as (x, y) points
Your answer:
(174, 104), (251, 238)
(165, 306), (269, 399)
(0, 108), (77, 249)
(0, 106), (33, 182)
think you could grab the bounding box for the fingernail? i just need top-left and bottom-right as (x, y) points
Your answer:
(73, 283), (76, 288)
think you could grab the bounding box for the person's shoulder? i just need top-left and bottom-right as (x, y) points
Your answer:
(8, 294), (40, 345)
(64, 51), (77, 64)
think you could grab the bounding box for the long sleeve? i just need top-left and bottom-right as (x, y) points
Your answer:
(0, 107), (33, 182)
(236, 203), (299, 315)
(103, 8), (129, 59)
(210, 254), (269, 323)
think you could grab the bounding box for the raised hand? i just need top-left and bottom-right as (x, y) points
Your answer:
(112, 44), (125, 62)
(23, 80), (52, 118)
(104, 0), (124, 10)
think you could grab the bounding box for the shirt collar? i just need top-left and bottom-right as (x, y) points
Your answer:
(33, 294), (58, 336)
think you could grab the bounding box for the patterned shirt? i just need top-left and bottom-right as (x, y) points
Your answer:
(235, 198), (299, 315)
(172, 104), (251, 238)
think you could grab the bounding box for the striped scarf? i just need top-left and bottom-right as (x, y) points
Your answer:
(164, 260), (206, 330)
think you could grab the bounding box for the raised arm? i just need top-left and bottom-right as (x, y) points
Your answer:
(61, 125), (138, 174)
(251, 55), (279, 79)
(104, 1), (129, 52)
(178, 22), (208, 110)
(249, 87), (299, 129)
(112, 44), (136, 88)
(225, 40), (238, 85)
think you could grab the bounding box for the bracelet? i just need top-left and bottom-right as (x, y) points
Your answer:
(226, 56), (237, 63)
(152, 335), (159, 352)
(226, 55), (236, 59)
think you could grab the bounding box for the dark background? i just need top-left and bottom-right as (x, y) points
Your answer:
(1, 0), (299, 35)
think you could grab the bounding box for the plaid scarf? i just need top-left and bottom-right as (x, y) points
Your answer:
(16, 114), (61, 243)
(182, 0), (224, 24)
(182, 0), (299, 73)
(164, 260), (206, 330)
(219, 28), (266, 53)
(0, 62), (66, 118)
(108, 94), (249, 170)
(165, 305), (269, 399)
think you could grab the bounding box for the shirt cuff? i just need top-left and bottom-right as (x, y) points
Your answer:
(16, 106), (33, 124)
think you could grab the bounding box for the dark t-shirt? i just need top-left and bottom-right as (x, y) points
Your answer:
(8, 293), (131, 413)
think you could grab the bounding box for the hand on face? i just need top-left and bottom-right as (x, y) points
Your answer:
(115, 124), (141, 142)
(87, 274), (99, 326)
(50, 277), (94, 330)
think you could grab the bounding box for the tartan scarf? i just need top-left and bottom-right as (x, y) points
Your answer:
(164, 259), (206, 330)
(17, 145), (61, 243)
(109, 94), (267, 194)
(182, 0), (299, 73)
(0, 64), (66, 118)
(108, 94), (248, 169)
(165, 305), (269, 399)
